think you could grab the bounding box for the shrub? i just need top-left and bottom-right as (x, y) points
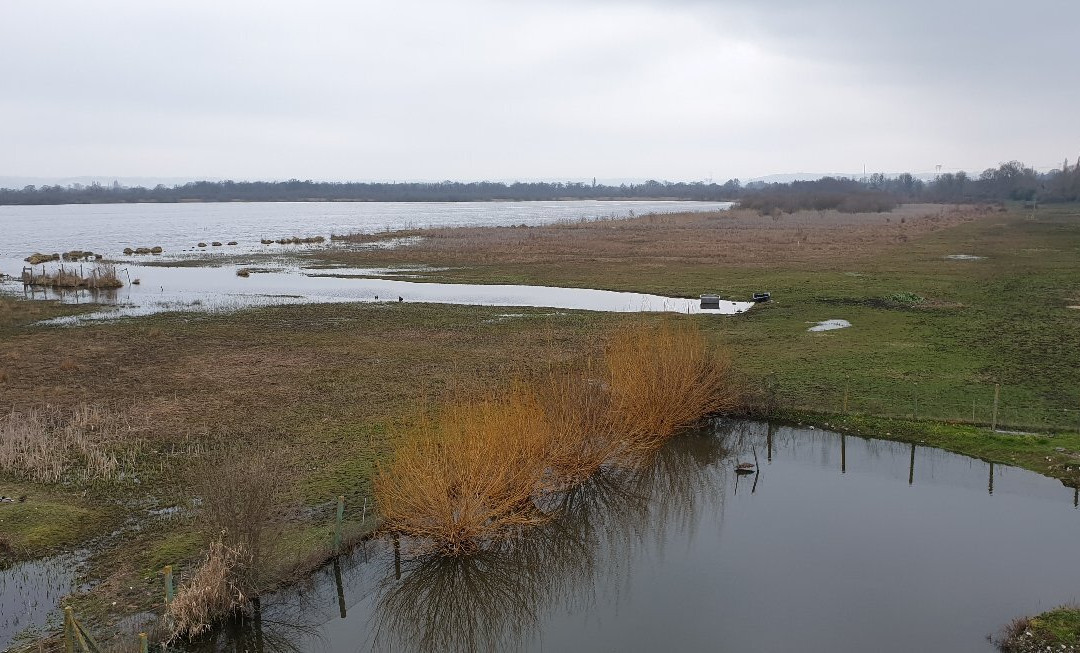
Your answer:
(374, 319), (740, 554)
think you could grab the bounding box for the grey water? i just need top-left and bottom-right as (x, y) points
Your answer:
(0, 200), (733, 260)
(0, 553), (82, 651)
(14, 264), (751, 323)
(187, 421), (1080, 653)
(1, 200), (743, 320)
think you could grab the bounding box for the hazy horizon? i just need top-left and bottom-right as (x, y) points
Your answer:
(3, 1), (1078, 181)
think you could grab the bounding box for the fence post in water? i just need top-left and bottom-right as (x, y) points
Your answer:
(139, 633), (148, 653)
(908, 443), (915, 485)
(163, 565), (174, 606)
(333, 558), (347, 619)
(334, 495), (345, 553)
(991, 384), (1001, 431)
(988, 462), (994, 495)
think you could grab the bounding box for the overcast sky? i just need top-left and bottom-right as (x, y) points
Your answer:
(2, 0), (1078, 182)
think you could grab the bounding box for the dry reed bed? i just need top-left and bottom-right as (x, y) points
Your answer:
(331, 204), (982, 269)
(21, 264), (123, 289)
(374, 319), (740, 555)
(0, 404), (139, 483)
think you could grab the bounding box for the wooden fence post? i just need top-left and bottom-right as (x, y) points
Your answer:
(991, 384), (1001, 431)
(64, 607), (76, 653)
(334, 495), (345, 553)
(163, 565), (174, 606)
(843, 376), (849, 414)
(139, 633), (149, 653)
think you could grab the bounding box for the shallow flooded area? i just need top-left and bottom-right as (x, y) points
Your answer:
(184, 421), (1080, 653)
(3, 262), (752, 322)
(1, 200), (747, 320)
(0, 554), (82, 650)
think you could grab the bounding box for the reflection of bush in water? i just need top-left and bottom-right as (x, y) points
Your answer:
(374, 426), (733, 653)
(182, 597), (322, 653)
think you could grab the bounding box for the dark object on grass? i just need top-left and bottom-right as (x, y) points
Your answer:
(752, 292), (771, 302)
(700, 294), (720, 309)
(398, 296), (403, 303)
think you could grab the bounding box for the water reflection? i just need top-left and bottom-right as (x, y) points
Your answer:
(373, 425), (732, 652)
(187, 421), (1080, 653)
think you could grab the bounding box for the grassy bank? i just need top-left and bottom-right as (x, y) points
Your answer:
(1000, 606), (1080, 652)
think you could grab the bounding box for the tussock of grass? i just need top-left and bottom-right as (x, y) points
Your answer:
(166, 539), (253, 640)
(375, 319), (739, 554)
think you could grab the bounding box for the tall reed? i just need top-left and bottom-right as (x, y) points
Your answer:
(375, 319), (740, 554)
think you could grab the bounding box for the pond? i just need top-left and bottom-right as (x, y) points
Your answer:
(184, 421), (1080, 653)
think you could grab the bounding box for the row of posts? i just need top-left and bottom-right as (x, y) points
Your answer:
(839, 381), (1070, 432)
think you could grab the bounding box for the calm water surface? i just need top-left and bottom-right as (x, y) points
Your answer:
(1, 200), (744, 319)
(186, 421), (1080, 653)
(0, 200), (733, 259)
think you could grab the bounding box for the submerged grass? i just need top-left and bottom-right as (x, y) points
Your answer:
(374, 319), (738, 554)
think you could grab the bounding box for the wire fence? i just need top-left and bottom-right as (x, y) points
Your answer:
(784, 382), (1080, 434)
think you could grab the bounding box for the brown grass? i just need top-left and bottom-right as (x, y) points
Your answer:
(328, 204), (980, 270)
(374, 319), (738, 554)
(0, 404), (139, 483)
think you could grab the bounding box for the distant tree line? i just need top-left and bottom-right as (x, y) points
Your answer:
(739, 159), (1080, 214)
(2, 158), (1078, 207)
(0, 178), (743, 205)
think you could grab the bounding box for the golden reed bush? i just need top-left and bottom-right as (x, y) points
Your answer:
(375, 319), (740, 554)
(604, 319), (740, 455)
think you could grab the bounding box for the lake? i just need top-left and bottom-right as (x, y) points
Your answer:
(182, 421), (1080, 653)
(0, 200), (733, 260)
(0, 200), (744, 319)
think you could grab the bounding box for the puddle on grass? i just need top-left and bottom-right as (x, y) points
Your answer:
(945, 254), (985, 261)
(2, 260), (754, 324)
(0, 553), (82, 650)
(183, 421), (1080, 653)
(808, 319), (851, 331)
